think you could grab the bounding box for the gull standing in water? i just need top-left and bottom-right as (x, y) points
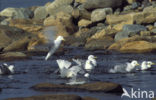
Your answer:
(56, 55), (97, 78)
(42, 26), (65, 60)
(73, 55), (97, 72)
(56, 59), (85, 78)
(109, 60), (140, 73)
(140, 61), (155, 71)
(0, 63), (14, 75)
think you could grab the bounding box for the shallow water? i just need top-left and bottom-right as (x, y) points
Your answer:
(0, 48), (156, 100)
(1, 0), (155, 100)
(0, 0), (52, 11)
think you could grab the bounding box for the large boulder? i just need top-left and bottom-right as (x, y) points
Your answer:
(0, 25), (37, 52)
(91, 8), (112, 22)
(46, 0), (74, 15)
(0, 25), (31, 48)
(120, 41), (156, 53)
(3, 37), (32, 52)
(115, 24), (147, 41)
(106, 13), (134, 25)
(44, 12), (78, 35)
(0, 52), (28, 60)
(78, 19), (92, 27)
(85, 36), (114, 50)
(72, 8), (91, 20)
(9, 19), (43, 35)
(75, 27), (97, 39)
(43, 15), (56, 26)
(82, 0), (124, 10)
(106, 6), (156, 26)
(34, 6), (48, 20)
(31, 82), (123, 93)
(0, 7), (32, 19)
(108, 35), (156, 53)
(88, 26), (117, 41)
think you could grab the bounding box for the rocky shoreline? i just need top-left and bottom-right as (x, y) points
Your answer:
(0, 0), (156, 60)
(0, 0), (156, 99)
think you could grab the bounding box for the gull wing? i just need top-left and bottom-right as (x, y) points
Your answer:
(72, 59), (82, 66)
(43, 26), (58, 60)
(109, 63), (127, 73)
(56, 59), (72, 70)
(42, 26), (57, 44)
(69, 66), (82, 73)
(72, 59), (86, 69)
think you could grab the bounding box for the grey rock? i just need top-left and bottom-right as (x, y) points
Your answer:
(0, 16), (7, 22)
(0, 8), (32, 19)
(115, 24), (147, 41)
(0, 20), (9, 25)
(0, 52), (28, 60)
(91, 8), (112, 22)
(114, 8), (121, 15)
(47, 5), (73, 16)
(151, 28), (156, 34)
(131, 2), (140, 9)
(46, 0), (74, 15)
(154, 22), (156, 27)
(123, 5), (132, 11)
(78, 4), (85, 10)
(31, 82), (123, 93)
(82, 0), (123, 10)
(34, 6), (48, 20)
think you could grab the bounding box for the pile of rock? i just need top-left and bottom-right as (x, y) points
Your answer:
(0, 0), (156, 58)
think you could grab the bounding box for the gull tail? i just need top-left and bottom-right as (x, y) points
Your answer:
(8, 65), (14, 73)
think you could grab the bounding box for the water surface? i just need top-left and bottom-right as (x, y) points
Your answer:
(0, 48), (156, 100)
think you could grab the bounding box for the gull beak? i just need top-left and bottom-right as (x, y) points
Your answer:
(136, 63), (140, 66)
(94, 56), (97, 59)
(152, 63), (155, 65)
(62, 38), (65, 41)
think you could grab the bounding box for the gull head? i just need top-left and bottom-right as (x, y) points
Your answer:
(146, 61), (155, 68)
(84, 73), (89, 78)
(88, 55), (97, 60)
(87, 55), (97, 67)
(56, 36), (65, 41)
(147, 61), (155, 66)
(131, 60), (139, 67)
